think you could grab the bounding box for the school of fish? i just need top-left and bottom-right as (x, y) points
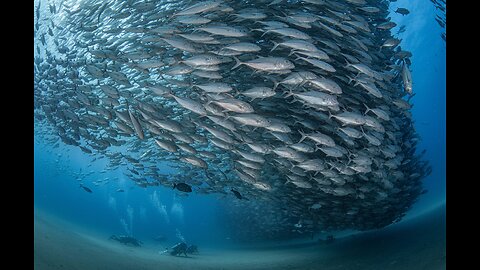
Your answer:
(430, 0), (446, 42)
(34, 0), (431, 239)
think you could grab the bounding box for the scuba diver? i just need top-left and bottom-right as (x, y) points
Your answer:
(170, 242), (188, 257)
(160, 242), (199, 257)
(109, 235), (142, 247)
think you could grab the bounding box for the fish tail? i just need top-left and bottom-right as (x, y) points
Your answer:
(251, 28), (265, 33)
(231, 56), (243, 70)
(205, 99), (214, 107)
(294, 56), (303, 62)
(283, 88), (295, 98)
(164, 91), (174, 98)
(298, 129), (307, 143)
(260, 30), (270, 37)
(363, 103), (371, 115)
(346, 151), (353, 165)
(344, 58), (352, 67)
(345, 75), (355, 84)
(272, 79), (280, 91)
(270, 41), (280, 52)
(328, 110), (333, 119)
(288, 50), (298, 57)
(214, 48), (223, 55)
(233, 87), (241, 97)
(326, 161), (336, 170)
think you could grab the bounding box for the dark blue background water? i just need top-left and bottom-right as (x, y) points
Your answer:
(34, 0), (446, 247)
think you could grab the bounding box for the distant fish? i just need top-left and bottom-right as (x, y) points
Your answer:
(173, 183), (192, 193)
(395, 25), (406, 35)
(139, 150), (152, 159)
(231, 189), (243, 199)
(35, 0), (41, 20)
(116, 189), (124, 192)
(395, 8), (410, 15)
(80, 184), (92, 193)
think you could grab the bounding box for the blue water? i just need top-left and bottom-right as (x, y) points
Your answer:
(34, 0), (446, 254)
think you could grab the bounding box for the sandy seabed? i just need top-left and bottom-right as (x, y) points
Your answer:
(34, 203), (445, 270)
